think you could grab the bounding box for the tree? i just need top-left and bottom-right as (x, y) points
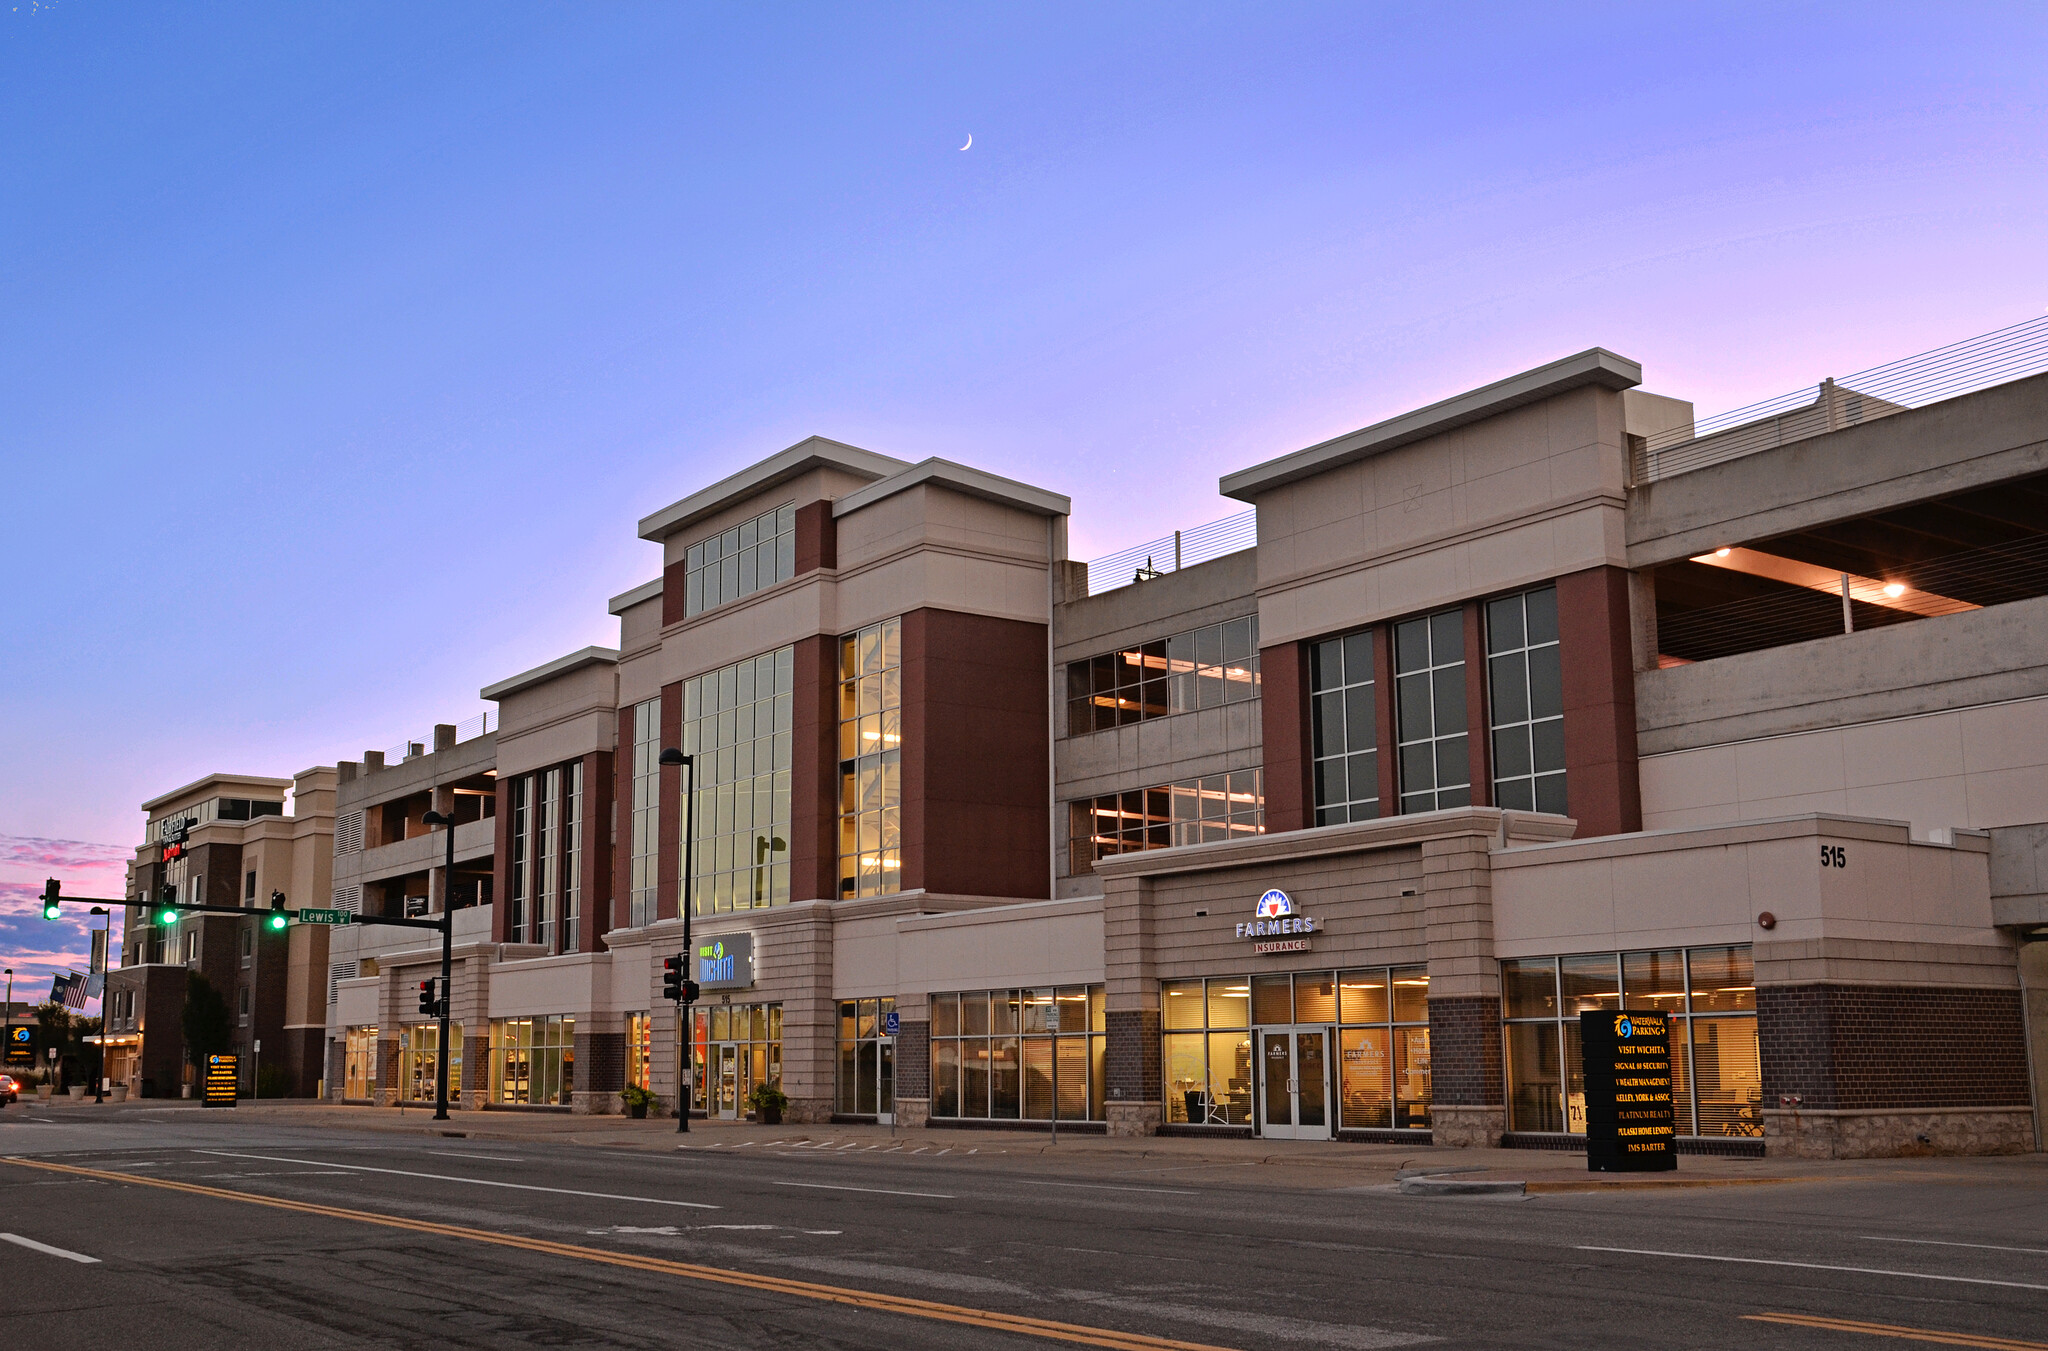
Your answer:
(33, 1001), (73, 1088)
(182, 973), (232, 1068)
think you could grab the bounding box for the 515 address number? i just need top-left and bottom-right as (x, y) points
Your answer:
(1820, 844), (1848, 868)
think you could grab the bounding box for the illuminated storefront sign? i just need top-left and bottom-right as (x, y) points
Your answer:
(694, 933), (756, 991)
(1236, 890), (1318, 953)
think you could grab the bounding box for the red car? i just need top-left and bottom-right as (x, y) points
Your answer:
(0, 1074), (18, 1104)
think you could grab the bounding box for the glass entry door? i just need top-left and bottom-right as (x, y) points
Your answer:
(1257, 1026), (1331, 1139)
(714, 1043), (743, 1119)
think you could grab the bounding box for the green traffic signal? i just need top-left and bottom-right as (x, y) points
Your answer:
(267, 910), (289, 931)
(41, 878), (60, 919)
(158, 905), (179, 927)
(42, 900), (61, 920)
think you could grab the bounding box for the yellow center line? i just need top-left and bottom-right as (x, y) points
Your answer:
(1747, 1311), (2048, 1350)
(4, 1157), (1237, 1351)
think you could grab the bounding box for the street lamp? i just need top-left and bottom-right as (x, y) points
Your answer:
(420, 809), (459, 1122)
(658, 746), (695, 1133)
(89, 909), (108, 1103)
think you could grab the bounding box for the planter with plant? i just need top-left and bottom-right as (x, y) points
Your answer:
(746, 1082), (788, 1125)
(619, 1083), (656, 1119)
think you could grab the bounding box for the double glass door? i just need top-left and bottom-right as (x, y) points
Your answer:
(709, 1040), (770, 1119)
(1257, 1026), (1331, 1139)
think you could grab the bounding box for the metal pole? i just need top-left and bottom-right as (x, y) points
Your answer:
(679, 754), (694, 1134)
(1840, 572), (1854, 634)
(434, 820), (454, 1122)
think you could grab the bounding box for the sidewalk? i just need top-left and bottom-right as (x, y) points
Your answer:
(34, 1095), (2047, 1193)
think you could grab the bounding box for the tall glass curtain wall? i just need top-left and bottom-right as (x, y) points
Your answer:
(690, 1004), (782, 1117)
(506, 762), (584, 952)
(343, 1026), (377, 1100)
(1502, 946), (1761, 1137)
(1310, 630), (1379, 824)
(1162, 970), (1431, 1128)
(400, 1022), (462, 1102)
(684, 503), (795, 617)
(1066, 617), (1260, 734)
(839, 617), (904, 898)
(490, 1015), (575, 1106)
(683, 648), (793, 914)
(836, 997), (896, 1116)
(1486, 587), (1566, 814)
(930, 988), (1107, 1122)
(1068, 770), (1264, 873)
(629, 699), (660, 927)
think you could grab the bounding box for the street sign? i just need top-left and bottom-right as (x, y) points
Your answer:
(296, 908), (354, 925)
(882, 1010), (900, 1036)
(203, 1053), (239, 1107)
(1043, 1006), (1060, 1033)
(1580, 1009), (1677, 1173)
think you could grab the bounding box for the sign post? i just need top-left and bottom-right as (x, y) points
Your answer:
(1579, 1009), (1677, 1172)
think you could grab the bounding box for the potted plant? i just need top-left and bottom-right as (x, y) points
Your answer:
(619, 1083), (656, 1120)
(746, 1082), (788, 1126)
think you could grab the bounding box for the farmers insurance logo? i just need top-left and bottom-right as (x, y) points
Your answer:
(698, 940), (736, 983)
(1237, 889), (1319, 939)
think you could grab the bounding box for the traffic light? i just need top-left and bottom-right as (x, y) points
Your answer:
(156, 884), (179, 927)
(681, 980), (700, 1004)
(418, 979), (438, 1015)
(661, 955), (683, 1002)
(41, 879), (61, 920)
(266, 891), (289, 931)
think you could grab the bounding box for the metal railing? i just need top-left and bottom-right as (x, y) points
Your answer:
(1633, 315), (2048, 484)
(1084, 509), (1257, 597)
(455, 711), (495, 743)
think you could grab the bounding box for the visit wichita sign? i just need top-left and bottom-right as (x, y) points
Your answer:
(1236, 889), (1319, 954)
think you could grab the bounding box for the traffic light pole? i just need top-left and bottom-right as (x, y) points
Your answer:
(659, 748), (696, 1134)
(422, 811), (457, 1122)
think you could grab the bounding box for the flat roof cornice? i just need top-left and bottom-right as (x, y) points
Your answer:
(1219, 347), (1642, 501)
(636, 436), (910, 542)
(481, 646), (620, 702)
(832, 457), (1070, 519)
(141, 774), (295, 814)
(607, 578), (663, 615)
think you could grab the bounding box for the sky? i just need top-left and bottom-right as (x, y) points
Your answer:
(3, 2), (2045, 992)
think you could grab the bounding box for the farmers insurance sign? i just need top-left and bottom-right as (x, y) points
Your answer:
(1236, 889), (1319, 954)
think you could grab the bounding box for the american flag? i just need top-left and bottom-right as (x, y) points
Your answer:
(50, 972), (87, 1011)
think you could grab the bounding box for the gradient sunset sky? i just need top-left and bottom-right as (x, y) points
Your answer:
(4, 3), (2045, 991)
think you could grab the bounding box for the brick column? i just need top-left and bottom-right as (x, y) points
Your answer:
(463, 1033), (490, 1110)
(1101, 869), (1161, 1135)
(324, 1037), (344, 1101)
(1422, 831), (1503, 1146)
(790, 635), (841, 903)
(894, 1018), (931, 1128)
(1555, 565), (1641, 837)
(573, 1028), (627, 1115)
(1258, 641), (1312, 833)
(374, 1037), (400, 1108)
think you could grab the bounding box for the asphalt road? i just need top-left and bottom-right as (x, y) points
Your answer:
(2, 1109), (2044, 1350)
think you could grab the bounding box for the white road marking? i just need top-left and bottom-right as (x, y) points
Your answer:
(423, 1151), (525, 1162)
(1577, 1246), (2048, 1292)
(191, 1151), (719, 1209)
(1013, 1179), (1199, 1196)
(1861, 1236), (2048, 1256)
(772, 1180), (954, 1199)
(1, 1233), (100, 1264)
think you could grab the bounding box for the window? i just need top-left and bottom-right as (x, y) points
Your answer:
(239, 986), (251, 1021)
(685, 648), (793, 913)
(629, 699), (660, 928)
(536, 768), (559, 952)
(561, 761), (582, 952)
(1065, 617), (1260, 735)
(507, 776), (530, 942)
(836, 997), (896, 1117)
(838, 618), (902, 898)
(685, 503), (796, 617)
(689, 1003), (783, 1116)
(627, 1012), (653, 1091)
(244, 870), (257, 901)
(1487, 586), (1566, 814)
(1393, 609), (1470, 813)
(489, 1015), (575, 1106)
(929, 987), (1105, 1122)
(1067, 771), (1263, 874)
(1502, 945), (1759, 1138)
(401, 1022), (462, 1102)
(1310, 629), (1379, 825)
(343, 1026), (378, 1100)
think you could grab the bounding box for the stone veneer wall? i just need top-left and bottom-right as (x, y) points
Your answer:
(1759, 983), (2033, 1157)
(1105, 1008), (1162, 1135)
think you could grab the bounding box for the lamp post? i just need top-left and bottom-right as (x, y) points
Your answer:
(421, 810), (459, 1122)
(89, 909), (108, 1103)
(4, 968), (11, 1101)
(658, 747), (694, 1133)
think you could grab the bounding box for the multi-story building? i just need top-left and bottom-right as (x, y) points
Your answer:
(108, 769), (335, 1097)
(325, 348), (2048, 1159)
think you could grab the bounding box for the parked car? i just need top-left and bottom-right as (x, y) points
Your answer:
(0, 1074), (19, 1104)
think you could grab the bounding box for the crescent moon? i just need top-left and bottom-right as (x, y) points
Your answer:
(960, 134), (972, 151)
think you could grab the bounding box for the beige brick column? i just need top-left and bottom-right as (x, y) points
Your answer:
(1421, 831), (1504, 1147)
(1102, 871), (1160, 1136)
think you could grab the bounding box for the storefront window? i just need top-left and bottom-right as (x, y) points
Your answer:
(401, 1022), (462, 1102)
(691, 1002), (782, 1118)
(1504, 946), (1758, 1137)
(627, 1012), (653, 1091)
(836, 997), (896, 1116)
(489, 1015), (575, 1106)
(344, 1025), (378, 1100)
(928, 986), (1104, 1122)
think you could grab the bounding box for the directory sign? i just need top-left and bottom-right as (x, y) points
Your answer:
(203, 1053), (240, 1107)
(4, 1024), (32, 1067)
(1579, 1009), (1676, 1172)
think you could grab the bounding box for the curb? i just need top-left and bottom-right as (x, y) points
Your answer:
(1523, 1176), (1830, 1194)
(1398, 1175), (1526, 1196)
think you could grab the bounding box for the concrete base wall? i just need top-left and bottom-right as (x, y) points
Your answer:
(1764, 1106), (2035, 1159)
(895, 1096), (931, 1128)
(785, 1094), (834, 1125)
(1431, 1104), (1505, 1148)
(1107, 1100), (1160, 1137)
